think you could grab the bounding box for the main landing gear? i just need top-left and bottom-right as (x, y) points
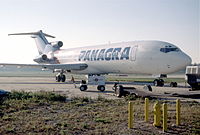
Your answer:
(153, 79), (178, 87)
(79, 74), (106, 92)
(56, 73), (66, 82)
(153, 79), (164, 87)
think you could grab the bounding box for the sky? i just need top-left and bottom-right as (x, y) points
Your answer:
(0, 0), (199, 64)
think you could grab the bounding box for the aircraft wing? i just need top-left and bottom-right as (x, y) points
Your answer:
(0, 63), (88, 70)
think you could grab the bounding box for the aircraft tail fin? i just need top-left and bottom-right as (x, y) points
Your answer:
(8, 30), (55, 54)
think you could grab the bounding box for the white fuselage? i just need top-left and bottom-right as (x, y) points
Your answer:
(52, 40), (191, 75)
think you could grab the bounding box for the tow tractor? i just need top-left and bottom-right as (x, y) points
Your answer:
(185, 66), (200, 90)
(112, 82), (153, 98)
(78, 74), (153, 97)
(79, 74), (106, 91)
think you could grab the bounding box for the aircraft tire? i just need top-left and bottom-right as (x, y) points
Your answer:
(97, 85), (105, 92)
(153, 79), (159, 86)
(61, 75), (66, 82)
(80, 85), (88, 91)
(153, 79), (164, 87)
(170, 82), (177, 87)
(174, 82), (178, 87)
(56, 75), (61, 82)
(159, 79), (164, 87)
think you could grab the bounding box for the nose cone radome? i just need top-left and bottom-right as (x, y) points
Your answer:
(165, 52), (192, 74)
(184, 54), (192, 67)
(175, 53), (192, 70)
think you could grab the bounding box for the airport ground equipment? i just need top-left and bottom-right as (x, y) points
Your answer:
(79, 74), (106, 91)
(79, 80), (88, 91)
(185, 66), (200, 90)
(112, 83), (153, 98)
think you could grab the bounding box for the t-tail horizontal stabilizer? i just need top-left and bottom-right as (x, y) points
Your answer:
(8, 30), (55, 38)
(8, 30), (55, 55)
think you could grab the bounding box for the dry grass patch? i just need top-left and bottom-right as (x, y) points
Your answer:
(0, 91), (199, 135)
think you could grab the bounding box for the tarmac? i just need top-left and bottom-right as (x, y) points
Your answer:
(0, 76), (200, 102)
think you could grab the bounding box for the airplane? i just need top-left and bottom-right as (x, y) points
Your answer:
(1, 30), (192, 91)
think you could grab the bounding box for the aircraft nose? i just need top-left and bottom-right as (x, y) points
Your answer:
(168, 52), (192, 72)
(177, 53), (192, 68)
(184, 54), (192, 66)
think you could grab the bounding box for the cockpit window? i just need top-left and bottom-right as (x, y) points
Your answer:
(160, 46), (179, 53)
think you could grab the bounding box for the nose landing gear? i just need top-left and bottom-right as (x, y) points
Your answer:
(56, 73), (66, 82)
(153, 79), (164, 87)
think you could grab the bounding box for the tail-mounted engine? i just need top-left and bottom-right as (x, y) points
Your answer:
(33, 53), (57, 64)
(34, 41), (63, 64)
(51, 41), (63, 50)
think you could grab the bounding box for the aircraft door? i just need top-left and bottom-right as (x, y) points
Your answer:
(130, 45), (138, 61)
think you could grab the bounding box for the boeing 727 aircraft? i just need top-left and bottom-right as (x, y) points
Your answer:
(1, 30), (191, 91)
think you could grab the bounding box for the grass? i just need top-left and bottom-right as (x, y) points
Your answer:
(8, 91), (66, 102)
(0, 91), (199, 135)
